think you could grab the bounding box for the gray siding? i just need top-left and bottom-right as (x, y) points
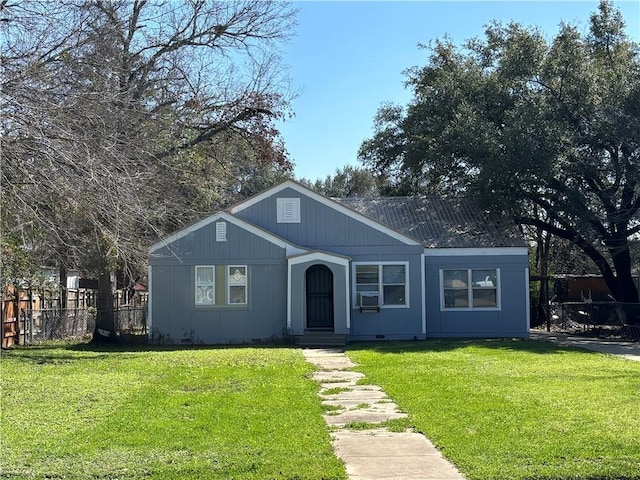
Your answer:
(424, 253), (529, 338)
(149, 219), (288, 344)
(150, 220), (285, 265)
(149, 183), (530, 343)
(235, 187), (410, 251)
(232, 187), (430, 341)
(150, 264), (287, 344)
(349, 252), (425, 341)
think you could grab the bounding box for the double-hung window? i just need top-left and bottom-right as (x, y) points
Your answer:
(195, 265), (248, 307)
(441, 268), (500, 309)
(195, 266), (215, 305)
(354, 263), (408, 308)
(227, 265), (247, 304)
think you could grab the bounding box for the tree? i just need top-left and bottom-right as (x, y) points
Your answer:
(1, 0), (296, 339)
(299, 165), (381, 198)
(359, 1), (640, 321)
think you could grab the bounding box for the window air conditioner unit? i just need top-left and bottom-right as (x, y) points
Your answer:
(359, 292), (379, 308)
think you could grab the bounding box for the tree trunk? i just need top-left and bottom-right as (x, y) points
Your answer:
(92, 270), (116, 342)
(607, 241), (640, 325)
(609, 250), (639, 302)
(59, 263), (67, 311)
(537, 230), (551, 331)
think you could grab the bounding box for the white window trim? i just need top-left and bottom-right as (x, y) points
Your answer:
(195, 265), (215, 306)
(277, 198), (301, 223)
(439, 268), (501, 311)
(352, 261), (410, 309)
(227, 265), (248, 305)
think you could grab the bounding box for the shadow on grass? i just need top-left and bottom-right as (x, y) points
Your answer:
(2, 339), (300, 365)
(68, 340), (301, 353)
(345, 337), (602, 357)
(4, 339), (300, 353)
(2, 343), (113, 364)
(5, 336), (603, 362)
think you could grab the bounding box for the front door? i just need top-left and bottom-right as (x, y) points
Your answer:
(306, 265), (334, 330)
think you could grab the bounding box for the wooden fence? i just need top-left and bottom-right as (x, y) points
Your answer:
(2, 288), (147, 347)
(5, 306), (147, 346)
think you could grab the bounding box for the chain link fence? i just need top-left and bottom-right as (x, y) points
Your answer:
(113, 306), (148, 336)
(19, 307), (147, 344)
(545, 301), (640, 339)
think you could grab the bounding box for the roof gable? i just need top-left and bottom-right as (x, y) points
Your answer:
(149, 211), (306, 255)
(229, 180), (422, 246)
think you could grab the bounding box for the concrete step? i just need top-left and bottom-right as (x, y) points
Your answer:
(296, 333), (348, 347)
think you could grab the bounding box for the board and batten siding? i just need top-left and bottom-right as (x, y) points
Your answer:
(348, 251), (426, 341)
(150, 219), (287, 264)
(424, 250), (529, 337)
(149, 218), (289, 344)
(233, 187), (414, 251)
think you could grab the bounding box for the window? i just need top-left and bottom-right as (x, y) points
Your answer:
(277, 198), (301, 223)
(354, 263), (408, 307)
(227, 265), (247, 304)
(195, 266), (215, 305)
(195, 265), (249, 307)
(441, 269), (499, 309)
(356, 265), (379, 307)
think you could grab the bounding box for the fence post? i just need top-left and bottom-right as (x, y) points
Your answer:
(28, 289), (34, 344)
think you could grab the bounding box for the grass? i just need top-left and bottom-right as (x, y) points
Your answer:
(4, 338), (640, 480)
(320, 386), (349, 395)
(336, 418), (413, 433)
(347, 339), (640, 480)
(0, 344), (346, 480)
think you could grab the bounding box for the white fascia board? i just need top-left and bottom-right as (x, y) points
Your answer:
(149, 211), (305, 255)
(229, 180), (298, 213)
(287, 250), (351, 267)
(424, 246), (528, 257)
(230, 180), (422, 247)
(149, 214), (224, 253)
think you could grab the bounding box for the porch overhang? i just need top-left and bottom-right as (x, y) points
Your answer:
(287, 250), (351, 333)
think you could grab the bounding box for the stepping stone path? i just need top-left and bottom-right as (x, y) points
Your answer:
(302, 348), (466, 480)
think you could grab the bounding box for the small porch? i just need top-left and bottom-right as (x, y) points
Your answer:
(287, 251), (351, 341)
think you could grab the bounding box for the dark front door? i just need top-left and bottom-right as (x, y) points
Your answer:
(306, 265), (334, 330)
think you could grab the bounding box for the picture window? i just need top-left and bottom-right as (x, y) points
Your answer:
(441, 268), (499, 309)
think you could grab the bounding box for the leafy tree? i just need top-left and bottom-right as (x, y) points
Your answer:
(360, 1), (640, 321)
(1, 0), (296, 339)
(299, 165), (381, 198)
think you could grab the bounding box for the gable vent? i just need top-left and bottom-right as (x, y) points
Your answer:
(277, 198), (301, 223)
(215, 221), (227, 242)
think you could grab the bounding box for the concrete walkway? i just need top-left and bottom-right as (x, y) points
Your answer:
(302, 348), (466, 480)
(530, 330), (640, 362)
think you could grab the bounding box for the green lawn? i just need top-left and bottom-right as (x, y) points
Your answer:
(347, 339), (640, 480)
(0, 344), (346, 480)
(3, 340), (640, 480)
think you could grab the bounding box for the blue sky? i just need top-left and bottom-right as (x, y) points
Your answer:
(277, 1), (640, 181)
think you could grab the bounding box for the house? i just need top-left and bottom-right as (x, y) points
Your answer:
(148, 180), (530, 344)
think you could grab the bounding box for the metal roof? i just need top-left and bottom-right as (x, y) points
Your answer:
(336, 196), (526, 248)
